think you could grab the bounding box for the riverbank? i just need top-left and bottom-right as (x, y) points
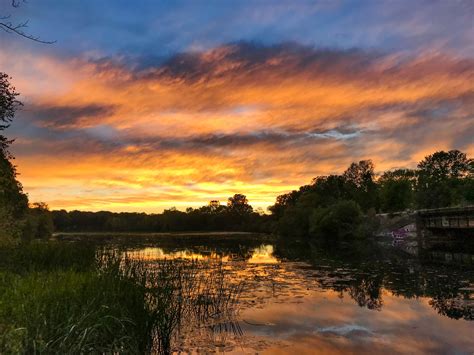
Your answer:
(53, 231), (274, 245)
(0, 241), (241, 354)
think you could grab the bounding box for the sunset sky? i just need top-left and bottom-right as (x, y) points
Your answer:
(1, 0), (473, 212)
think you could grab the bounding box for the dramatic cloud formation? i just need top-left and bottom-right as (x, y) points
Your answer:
(1, 2), (473, 212)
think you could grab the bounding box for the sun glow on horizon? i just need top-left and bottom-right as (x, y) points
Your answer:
(1, 1), (472, 213)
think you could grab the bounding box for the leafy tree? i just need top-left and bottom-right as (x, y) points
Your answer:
(418, 150), (472, 180)
(416, 150), (473, 208)
(311, 175), (351, 207)
(268, 185), (311, 218)
(0, 72), (22, 156)
(378, 169), (416, 212)
(343, 160), (375, 188)
(309, 200), (362, 239)
(277, 206), (310, 239)
(227, 194), (253, 215)
(24, 202), (54, 239)
(0, 73), (28, 242)
(0, 152), (28, 241)
(460, 176), (474, 205)
(208, 200), (221, 211)
(343, 160), (378, 211)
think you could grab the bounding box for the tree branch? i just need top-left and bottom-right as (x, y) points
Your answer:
(1, 1), (56, 44)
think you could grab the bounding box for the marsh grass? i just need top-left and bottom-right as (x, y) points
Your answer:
(0, 241), (96, 273)
(114, 254), (244, 353)
(0, 242), (244, 354)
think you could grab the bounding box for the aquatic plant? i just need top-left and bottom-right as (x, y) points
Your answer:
(0, 242), (244, 354)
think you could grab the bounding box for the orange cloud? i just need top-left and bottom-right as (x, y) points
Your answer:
(3, 43), (473, 211)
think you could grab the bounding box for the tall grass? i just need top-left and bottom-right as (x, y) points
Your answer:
(0, 242), (243, 354)
(0, 241), (96, 273)
(109, 253), (244, 353)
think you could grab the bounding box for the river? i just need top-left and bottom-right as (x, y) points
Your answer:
(86, 233), (474, 354)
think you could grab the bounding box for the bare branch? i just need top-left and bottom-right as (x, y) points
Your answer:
(1, 0), (55, 44)
(0, 20), (56, 44)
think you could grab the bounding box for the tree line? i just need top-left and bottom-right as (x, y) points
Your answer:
(46, 149), (473, 237)
(52, 195), (273, 233)
(270, 150), (473, 240)
(1, 72), (473, 242)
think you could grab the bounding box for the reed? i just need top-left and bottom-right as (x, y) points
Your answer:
(0, 242), (243, 354)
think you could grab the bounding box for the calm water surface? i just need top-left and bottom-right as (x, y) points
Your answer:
(120, 238), (474, 354)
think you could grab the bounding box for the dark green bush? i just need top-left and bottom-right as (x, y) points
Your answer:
(309, 200), (362, 240)
(277, 206), (310, 239)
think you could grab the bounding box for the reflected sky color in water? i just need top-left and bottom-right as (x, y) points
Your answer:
(246, 245), (278, 264)
(126, 244), (278, 264)
(122, 242), (474, 353)
(126, 247), (229, 262)
(242, 290), (474, 354)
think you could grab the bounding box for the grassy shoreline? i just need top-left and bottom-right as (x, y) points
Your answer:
(53, 231), (274, 244)
(0, 241), (242, 354)
(54, 231), (269, 237)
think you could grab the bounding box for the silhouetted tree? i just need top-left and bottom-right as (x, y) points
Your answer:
(343, 160), (378, 211)
(0, 73), (28, 242)
(311, 175), (351, 207)
(0, 72), (22, 156)
(227, 194), (253, 214)
(416, 150), (473, 208)
(309, 200), (362, 239)
(268, 185), (311, 218)
(24, 202), (54, 239)
(208, 200), (221, 212)
(418, 150), (473, 179)
(0, 151), (28, 241)
(379, 169), (416, 212)
(277, 205), (310, 238)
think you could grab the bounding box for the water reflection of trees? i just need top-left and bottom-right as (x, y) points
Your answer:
(114, 237), (474, 321)
(273, 240), (474, 320)
(114, 238), (263, 262)
(348, 278), (384, 310)
(430, 294), (474, 321)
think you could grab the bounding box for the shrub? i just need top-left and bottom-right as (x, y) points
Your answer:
(277, 206), (310, 238)
(309, 200), (362, 240)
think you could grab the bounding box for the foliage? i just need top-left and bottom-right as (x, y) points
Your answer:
(343, 160), (378, 211)
(0, 151), (28, 242)
(0, 72), (22, 155)
(309, 200), (362, 239)
(22, 203), (55, 240)
(0, 73), (33, 244)
(417, 150), (473, 179)
(0, 269), (152, 353)
(52, 194), (271, 233)
(271, 150), (472, 240)
(310, 175), (351, 206)
(268, 185), (312, 219)
(277, 206), (310, 239)
(378, 169), (416, 212)
(227, 193), (253, 214)
(416, 150), (473, 208)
